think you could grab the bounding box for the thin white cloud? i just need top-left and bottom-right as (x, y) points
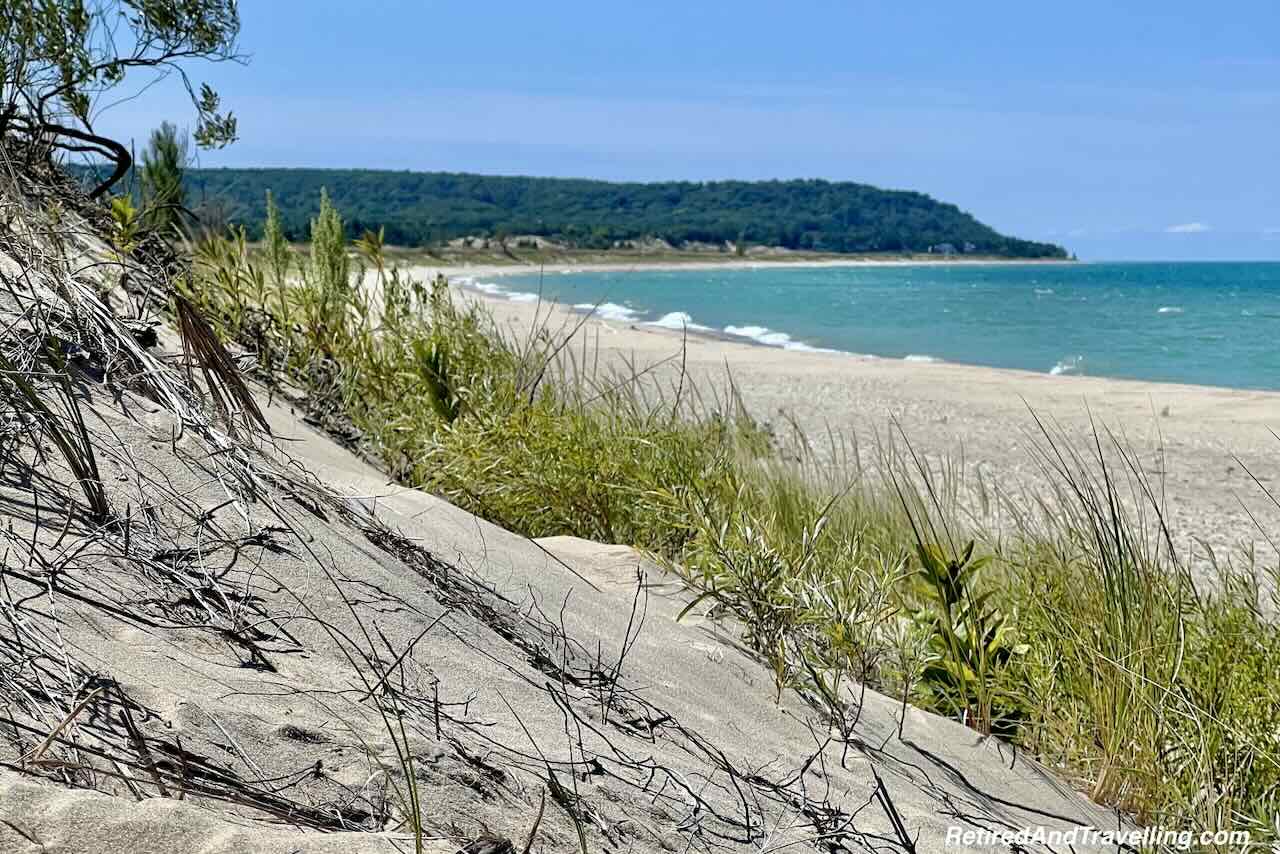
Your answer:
(1165, 222), (1211, 234)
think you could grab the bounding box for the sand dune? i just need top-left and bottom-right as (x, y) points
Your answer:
(0, 374), (1127, 852)
(0, 182), (1124, 853)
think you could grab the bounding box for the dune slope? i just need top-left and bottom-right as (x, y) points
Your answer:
(0, 165), (1121, 853)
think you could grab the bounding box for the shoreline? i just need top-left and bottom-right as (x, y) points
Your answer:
(418, 259), (1083, 369)
(415, 266), (1280, 562)
(429, 262), (1276, 395)
(458, 274), (1280, 410)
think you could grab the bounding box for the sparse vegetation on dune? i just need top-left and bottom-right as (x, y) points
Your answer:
(178, 192), (1280, 843)
(17, 5), (1265, 850)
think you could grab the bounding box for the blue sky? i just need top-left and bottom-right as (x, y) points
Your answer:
(97, 1), (1279, 260)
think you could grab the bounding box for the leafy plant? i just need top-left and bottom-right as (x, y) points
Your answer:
(678, 505), (805, 701)
(296, 188), (352, 357)
(262, 190), (293, 288)
(413, 336), (461, 424)
(307, 188), (349, 294)
(108, 194), (142, 258)
(905, 540), (1028, 736)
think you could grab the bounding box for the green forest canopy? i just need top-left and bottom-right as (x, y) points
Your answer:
(113, 166), (1069, 257)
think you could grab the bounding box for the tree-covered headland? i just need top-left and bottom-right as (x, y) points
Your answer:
(171, 168), (1066, 257)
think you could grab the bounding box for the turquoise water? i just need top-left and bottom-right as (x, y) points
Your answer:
(481, 262), (1280, 390)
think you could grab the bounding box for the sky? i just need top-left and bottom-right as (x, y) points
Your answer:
(96, 1), (1280, 261)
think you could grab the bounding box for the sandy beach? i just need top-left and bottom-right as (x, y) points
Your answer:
(409, 261), (1280, 567)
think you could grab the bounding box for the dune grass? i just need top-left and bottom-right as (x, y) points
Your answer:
(179, 196), (1280, 844)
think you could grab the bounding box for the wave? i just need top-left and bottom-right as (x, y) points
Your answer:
(1050, 355), (1084, 376)
(468, 275), (847, 355)
(787, 341), (844, 353)
(723, 324), (840, 353)
(575, 301), (640, 323)
(724, 324), (783, 345)
(903, 354), (942, 363)
(1157, 306), (1183, 314)
(1034, 288), (1055, 296)
(646, 311), (711, 332)
(459, 277), (542, 304)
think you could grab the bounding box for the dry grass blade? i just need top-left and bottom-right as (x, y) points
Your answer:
(175, 292), (270, 437)
(0, 352), (110, 521)
(20, 686), (106, 765)
(870, 767), (917, 853)
(520, 788), (547, 854)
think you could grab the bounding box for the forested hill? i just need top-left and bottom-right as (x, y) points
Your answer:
(175, 168), (1065, 257)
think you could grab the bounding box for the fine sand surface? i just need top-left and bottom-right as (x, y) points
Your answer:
(0, 367), (1129, 853)
(414, 262), (1280, 568)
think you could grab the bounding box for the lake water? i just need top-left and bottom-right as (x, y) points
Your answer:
(475, 262), (1280, 390)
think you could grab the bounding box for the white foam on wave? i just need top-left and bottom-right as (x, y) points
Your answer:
(1050, 355), (1084, 376)
(786, 341), (843, 353)
(1034, 288), (1055, 296)
(724, 324), (778, 342)
(576, 302), (641, 323)
(903, 354), (941, 363)
(463, 278), (542, 303)
(1157, 306), (1183, 314)
(722, 324), (841, 353)
(646, 311), (711, 332)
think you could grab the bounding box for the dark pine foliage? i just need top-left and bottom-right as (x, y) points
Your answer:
(80, 165), (1068, 258)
